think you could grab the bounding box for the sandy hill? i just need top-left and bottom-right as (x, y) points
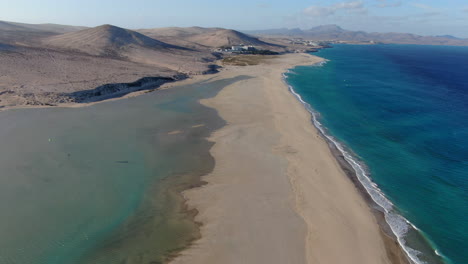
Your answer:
(43, 24), (182, 56)
(42, 25), (218, 74)
(139, 27), (280, 50)
(0, 20), (86, 33)
(139, 27), (221, 38)
(189, 29), (273, 47)
(137, 27), (217, 50)
(0, 21), (59, 45)
(0, 21), (29, 31)
(7, 22), (87, 34)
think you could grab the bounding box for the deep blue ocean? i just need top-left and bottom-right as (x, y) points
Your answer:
(285, 44), (467, 264)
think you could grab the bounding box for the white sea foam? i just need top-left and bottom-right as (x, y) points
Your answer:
(313, 59), (329, 67)
(282, 69), (437, 264)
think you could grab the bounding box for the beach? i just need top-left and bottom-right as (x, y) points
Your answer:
(170, 53), (408, 264)
(0, 52), (410, 264)
(2, 15), (466, 264)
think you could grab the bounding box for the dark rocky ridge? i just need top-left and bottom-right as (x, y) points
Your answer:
(12, 75), (188, 106)
(66, 75), (187, 103)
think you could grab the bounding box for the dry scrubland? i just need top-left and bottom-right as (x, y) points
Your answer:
(0, 21), (285, 109)
(222, 55), (279, 66)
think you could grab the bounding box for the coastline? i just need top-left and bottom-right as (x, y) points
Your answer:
(285, 73), (411, 264)
(0, 74), (199, 112)
(1, 52), (412, 263)
(0, 76), (227, 264)
(170, 53), (409, 264)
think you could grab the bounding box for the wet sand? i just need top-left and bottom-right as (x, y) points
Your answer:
(170, 53), (408, 264)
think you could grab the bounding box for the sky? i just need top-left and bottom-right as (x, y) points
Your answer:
(1, 0), (468, 37)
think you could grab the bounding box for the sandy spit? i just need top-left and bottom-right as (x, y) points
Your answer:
(169, 53), (408, 264)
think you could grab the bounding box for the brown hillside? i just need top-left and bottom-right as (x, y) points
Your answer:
(43, 24), (178, 56)
(139, 27), (280, 50)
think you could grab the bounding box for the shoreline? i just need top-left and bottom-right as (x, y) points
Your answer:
(170, 53), (409, 264)
(285, 75), (412, 264)
(0, 71), (221, 112)
(1, 52), (411, 263)
(0, 75), (229, 263)
(286, 83), (413, 264)
(0, 75), (225, 264)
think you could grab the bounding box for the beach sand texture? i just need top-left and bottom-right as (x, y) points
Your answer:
(170, 53), (397, 264)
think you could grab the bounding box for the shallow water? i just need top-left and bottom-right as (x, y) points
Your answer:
(0, 76), (246, 264)
(286, 44), (468, 264)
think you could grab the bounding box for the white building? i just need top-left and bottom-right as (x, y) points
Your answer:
(231, 45), (244, 51)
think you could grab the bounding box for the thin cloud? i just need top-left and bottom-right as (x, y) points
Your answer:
(256, 2), (270, 9)
(376, 0), (401, 8)
(334, 1), (364, 9)
(303, 1), (365, 17)
(411, 3), (436, 11)
(418, 12), (441, 17)
(410, 3), (444, 17)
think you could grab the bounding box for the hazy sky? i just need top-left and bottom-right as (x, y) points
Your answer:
(1, 0), (468, 37)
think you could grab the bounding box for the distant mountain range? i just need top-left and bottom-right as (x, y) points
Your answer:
(244, 25), (468, 46)
(0, 20), (279, 50)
